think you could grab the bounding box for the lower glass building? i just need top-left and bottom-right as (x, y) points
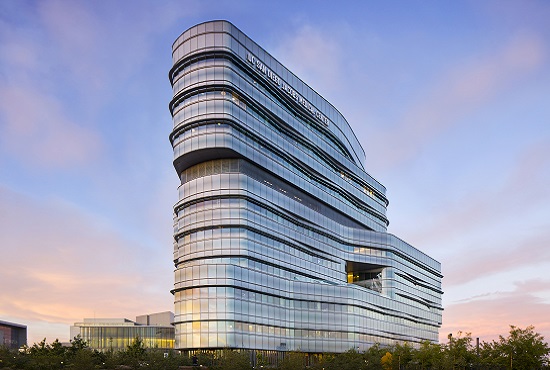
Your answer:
(70, 312), (174, 352)
(169, 20), (442, 355)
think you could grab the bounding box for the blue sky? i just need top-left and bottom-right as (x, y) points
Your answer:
(1, 0), (549, 345)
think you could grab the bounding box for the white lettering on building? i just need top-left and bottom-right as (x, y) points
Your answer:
(246, 52), (329, 126)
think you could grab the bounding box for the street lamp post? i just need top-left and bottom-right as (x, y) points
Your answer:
(448, 333), (453, 369)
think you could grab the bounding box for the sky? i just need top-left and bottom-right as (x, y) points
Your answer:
(1, 0), (549, 346)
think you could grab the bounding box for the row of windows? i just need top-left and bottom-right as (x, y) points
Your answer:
(170, 116), (384, 223)
(175, 257), (338, 292)
(173, 259), (441, 323)
(175, 153), (381, 231)
(0, 326), (25, 349)
(177, 196), (388, 261)
(175, 331), (418, 353)
(168, 54), (379, 191)
(75, 327), (174, 351)
(175, 206), (385, 282)
(176, 286), (384, 320)
(178, 225), (338, 270)
(175, 319), (437, 349)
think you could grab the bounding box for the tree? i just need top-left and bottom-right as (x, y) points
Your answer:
(7, 325), (548, 370)
(413, 340), (444, 369)
(310, 352), (335, 370)
(277, 351), (305, 370)
(70, 349), (97, 370)
(381, 351), (392, 370)
(478, 340), (503, 369)
(364, 344), (385, 370)
(327, 348), (366, 370)
(27, 338), (65, 370)
(0, 345), (20, 369)
(126, 336), (146, 358)
(145, 349), (186, 370)
(391, 342), (414, 369)
(49, 339), (65, 358)
(213, 349), (252, 370)
(65, 335), (98, 370)
(256, 351), (270, 368)
(444, 331), (477, 369)
(69, 335), (88, 353)
(495, 325), (549, 370)
(120, 336), (147, 369)
(195, 350), (215, 368)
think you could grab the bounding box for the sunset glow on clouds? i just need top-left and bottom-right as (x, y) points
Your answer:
(1, 0), (549, 346)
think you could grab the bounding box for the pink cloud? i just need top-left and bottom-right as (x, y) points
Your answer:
(440, 280), (550, 343)
(0, 186), (173, 344)
(0, 84), (102, 169)
(443, 227), (550, 286)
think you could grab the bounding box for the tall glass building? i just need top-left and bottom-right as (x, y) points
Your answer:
(169, 20), (442, 355)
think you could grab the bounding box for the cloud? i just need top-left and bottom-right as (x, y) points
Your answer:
(0, 2), (104, 170)
(35, 0), (184, 91)
(443, 227), (550, 287)
(0, 84), (102, 169)
(372, 31), (546, 168)
(273, 23), (345, 94)
(36, 0), (107, 90)
(0, 186), (173, 344)
(0, 1), (186, 171)
(390, 137), (550, 291)
(409, 137), (550, 249)
(440, 280), (550, 343)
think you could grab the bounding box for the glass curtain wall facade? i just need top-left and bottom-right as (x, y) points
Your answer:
(169, 20), (443, 354)
(70, 316), (175, 352)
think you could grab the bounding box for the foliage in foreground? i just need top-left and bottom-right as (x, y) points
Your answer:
(0, 325), (549, 369)
(0, 336), (189, 370)
(309, 326), (550, 370)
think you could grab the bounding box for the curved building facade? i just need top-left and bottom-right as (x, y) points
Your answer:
(169, 20), (442, 354)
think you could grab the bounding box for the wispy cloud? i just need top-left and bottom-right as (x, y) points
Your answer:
(35, 0), (184, 91)
(0, 85), (102, 168)
(36, 0), (108, 91)
(409, 138), (550, 249)
(372, 31), (546, 169)
(0, 0), (182, 171)
(443, 228), (550, 287)
(0, 1), (104, 169)
(273, 23), (346, 95)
